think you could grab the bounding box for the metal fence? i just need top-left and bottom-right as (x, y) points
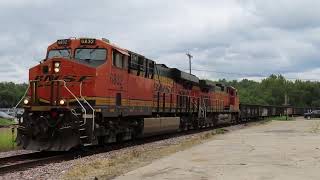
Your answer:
(0, 108), (24, 117)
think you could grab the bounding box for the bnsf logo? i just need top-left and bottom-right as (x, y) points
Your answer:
(34, 75), (93, 82)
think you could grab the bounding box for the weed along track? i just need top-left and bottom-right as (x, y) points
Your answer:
(0, 127), (17, 152)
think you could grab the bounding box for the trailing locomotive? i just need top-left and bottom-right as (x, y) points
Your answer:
(16, 38), (240, 151)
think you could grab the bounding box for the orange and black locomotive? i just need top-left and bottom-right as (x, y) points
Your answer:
(16, 38), (239, 151)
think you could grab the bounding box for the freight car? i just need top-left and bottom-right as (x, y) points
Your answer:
(16, 38), (240, 151)
(239, 104), (313, 120)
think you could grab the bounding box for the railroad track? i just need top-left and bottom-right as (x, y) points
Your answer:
(0, 151), (68, 174)
(0, 120), (259, 175)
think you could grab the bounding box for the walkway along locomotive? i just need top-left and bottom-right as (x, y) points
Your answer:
(16, 38), (240, 151)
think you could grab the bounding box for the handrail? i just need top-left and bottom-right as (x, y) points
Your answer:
(197, 98), (207, 119)
(13, 80), (40, 119)
(52, 80), (87, 127)
(202, 100), (207, 119)
(80, 82), (95, 133)
(14, 80), (39, 109)
(14, 80), (92, 136)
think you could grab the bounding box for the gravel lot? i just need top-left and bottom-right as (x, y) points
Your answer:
(0, 121), (264, 180)
(116, 117), (320, 180)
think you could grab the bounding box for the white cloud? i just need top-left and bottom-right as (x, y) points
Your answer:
(1, 0), (320, 82)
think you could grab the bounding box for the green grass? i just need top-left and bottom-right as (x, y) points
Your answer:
(0, 118), (15, 126)
(215, 128), (228, 134)
(0, 118), (17, 151)
(0, 128), (17, 151)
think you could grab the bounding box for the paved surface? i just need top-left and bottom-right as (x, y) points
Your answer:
(115, 118), (320, 180)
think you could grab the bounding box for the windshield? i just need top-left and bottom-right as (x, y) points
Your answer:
(74, 48), (107, 67)
(75, 48), (107, 61)
(47, 49), (71, 59)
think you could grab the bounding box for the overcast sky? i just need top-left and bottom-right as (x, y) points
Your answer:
(1, 0), (320, 82)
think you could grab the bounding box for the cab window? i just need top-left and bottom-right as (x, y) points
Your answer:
(112, 50), (128, 69)
(47, 49), (71, 59)
(74, 48), (107, 67)
(130, 54), (139, 70)
(146, 59), (154, 79)
(113, 50), (123, 68)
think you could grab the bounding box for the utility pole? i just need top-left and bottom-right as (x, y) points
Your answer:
(283, 80), (289, 120)
(284, 93), (288, 106)
(186, 52), (193, 74)
(284, 92), (288, 120)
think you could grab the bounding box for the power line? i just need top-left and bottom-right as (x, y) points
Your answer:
(191, 69), (266, 77)
(185, 68), (320, 81)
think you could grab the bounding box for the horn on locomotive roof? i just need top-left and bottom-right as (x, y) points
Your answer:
(102, 38), (110, 43)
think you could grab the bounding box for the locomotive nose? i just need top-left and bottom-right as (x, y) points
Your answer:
(31, 57), (96, 105)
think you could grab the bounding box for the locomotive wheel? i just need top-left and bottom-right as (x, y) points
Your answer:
(98, 136), (105, 145)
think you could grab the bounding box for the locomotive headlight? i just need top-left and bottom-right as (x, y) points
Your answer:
(23, 98), (29, 105)
(53, 62), (60, 73)
(54, 67), (60, 73)
(59, 99), (66, 105)
(54, 62), (60, 68)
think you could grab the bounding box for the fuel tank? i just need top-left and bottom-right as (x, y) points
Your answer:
(143, 117), (180, 136)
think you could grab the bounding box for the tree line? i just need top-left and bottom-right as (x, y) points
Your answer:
(220, 74), (320, 107)
(0, 74), (320, 108)
(0, 82), (27, 108)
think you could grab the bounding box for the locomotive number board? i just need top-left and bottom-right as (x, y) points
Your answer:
(80, 38), (96, 45)
(57, 39), (70, 46)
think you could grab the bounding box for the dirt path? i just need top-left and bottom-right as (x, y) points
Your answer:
(115, 118), (320, 180)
